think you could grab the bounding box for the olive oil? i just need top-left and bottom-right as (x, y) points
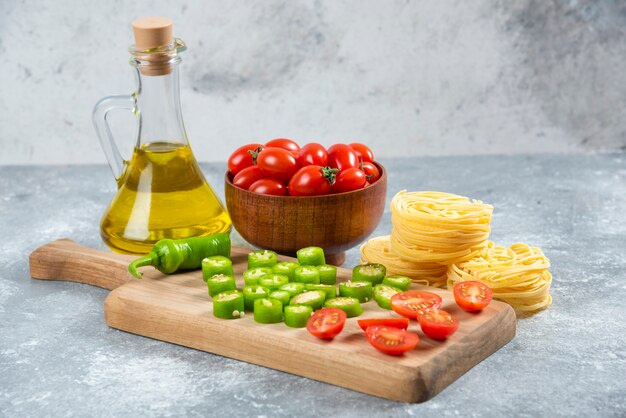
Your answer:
(100, 142), (231, 254)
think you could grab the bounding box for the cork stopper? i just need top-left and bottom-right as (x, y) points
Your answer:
(132, 17), (173, 50)
(131, 17), (177, 76)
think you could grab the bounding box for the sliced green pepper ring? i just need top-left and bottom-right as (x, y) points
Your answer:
(213, 290), (245, 319)
(317, 264), (337, 285)
(289, 290), (326, 310)
(382, 275), (412, 291)
(202, 256), (234, 282)
(279, 282), (306, 298)
(244, 267), (273, 286)
(269, 290), (291, 306)
(294, 266), (321, 284)
(259, 273), (290, 291)
(324, 297), (363, 318)
(253, 298), (283, 324)
(352, 263), (386, 285)
(284, 305), (313, 328)
(305, 284), (337, 300)
(272, 261), (300, 281)
(243, 285), (269, 311)
(373, 284), (402, 310)
(248, 250), (278, 269)
(339, 280), (373, 303)
(206, 274), (236, 297)
(297, 246), (326, 266)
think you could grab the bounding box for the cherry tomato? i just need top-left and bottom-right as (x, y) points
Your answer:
(390, 291), (442, 319)
(349, 143), (374, 163)
(299, 143), (329, 167)
(288, 166), (337, 196)
(248, 178), (287, 196)
(307, 308), (347, 340)
(332, 167), (366, 193)
(228, 143), (264, 175)
(417, 308), (459, 340)
(232, 166), (265, 190)
(361, 161), (380, 183)
(357, 317), (409, 332)
(328, 144), (359, 171)
(365, 325), (419, 356)
(265, 138), (300, 153)
(453, 281), (493, 312)
(256, 148), (300, 184)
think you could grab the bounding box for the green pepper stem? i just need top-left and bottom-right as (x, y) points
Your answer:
(128, 253), (159, 279)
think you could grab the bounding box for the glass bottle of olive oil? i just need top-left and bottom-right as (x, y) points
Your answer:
(93, 17), (230, 254)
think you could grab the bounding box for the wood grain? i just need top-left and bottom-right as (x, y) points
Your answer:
(29, 239), (134, 290)
(29, 239), (516, 403)
(224, 162), (387, 266)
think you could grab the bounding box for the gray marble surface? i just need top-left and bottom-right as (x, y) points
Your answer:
(1, 154), (625, 417)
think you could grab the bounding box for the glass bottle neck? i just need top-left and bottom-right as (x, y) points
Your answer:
(133, 61), (188, 148)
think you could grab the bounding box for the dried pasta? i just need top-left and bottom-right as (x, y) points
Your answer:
(447, 241), (552, 312)
(390, 191), (493, 264)
(360, 235), (448, 288)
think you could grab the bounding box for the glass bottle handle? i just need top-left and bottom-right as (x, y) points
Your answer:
(92, 94), (137, 180)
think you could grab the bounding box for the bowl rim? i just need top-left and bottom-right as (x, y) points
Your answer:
(224, 161), (387, 199)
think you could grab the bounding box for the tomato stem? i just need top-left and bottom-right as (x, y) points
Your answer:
(247, 146), (264, 164)
(320, 166), (339, 185)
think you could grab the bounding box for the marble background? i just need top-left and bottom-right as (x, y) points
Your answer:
(1, 0), (625, 165)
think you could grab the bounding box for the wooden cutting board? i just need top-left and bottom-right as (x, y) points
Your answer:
(29, 239), (516, 403)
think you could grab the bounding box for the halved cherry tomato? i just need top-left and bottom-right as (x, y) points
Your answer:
(265, 138), (300, 153)
(232, 166), (265, 190)
(288, 165), (338, 196)
(390, 291), (442, 319)
(228, 143), (264, 175)
(299, 143), (329, 167)
(349, 143), (374, 163)
(365, 325), (419, 356)
(256, 147), (300, 184)
(361, 161), (380, 183)
(453, 281), (493, 312)
(332, 167), (366, 193)
(307, 308), (347, 339)
(417, 308), (459, 340)
(328, 144), (359, 171)
(248, 178), (287, 196)
(357, 317), (409, 332)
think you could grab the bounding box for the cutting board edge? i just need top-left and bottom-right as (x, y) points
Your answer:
(103, 285), (516, 403)
(420, 303), (517, 399)
(104, 288), (434, 403)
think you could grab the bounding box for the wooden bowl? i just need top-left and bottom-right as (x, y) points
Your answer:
(224, 163), (387, 265)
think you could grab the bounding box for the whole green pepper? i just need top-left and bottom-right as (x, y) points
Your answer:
(128, 233), (231, 279)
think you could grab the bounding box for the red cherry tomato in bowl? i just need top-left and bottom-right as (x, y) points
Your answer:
(349, 143), (374, 163)
(288, 165), (338, 196)
(332, 167), (366, 193)
(360, 161), (380, 183)
(248, 178), (287, 196)
(307, 308), (347, 340)
(228, 143), (263, 175)
(265, 138), (300, 153)
(365, 325), (419, 356)
(232, 166), (265, 190)
(328, 144), (359, 171)
(256, 148), (300, 184)
(299, 143), (328, 167)
(417, 308), (459, 340)
(453, 281), (493, 312)
(390, 291), (442, 319)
